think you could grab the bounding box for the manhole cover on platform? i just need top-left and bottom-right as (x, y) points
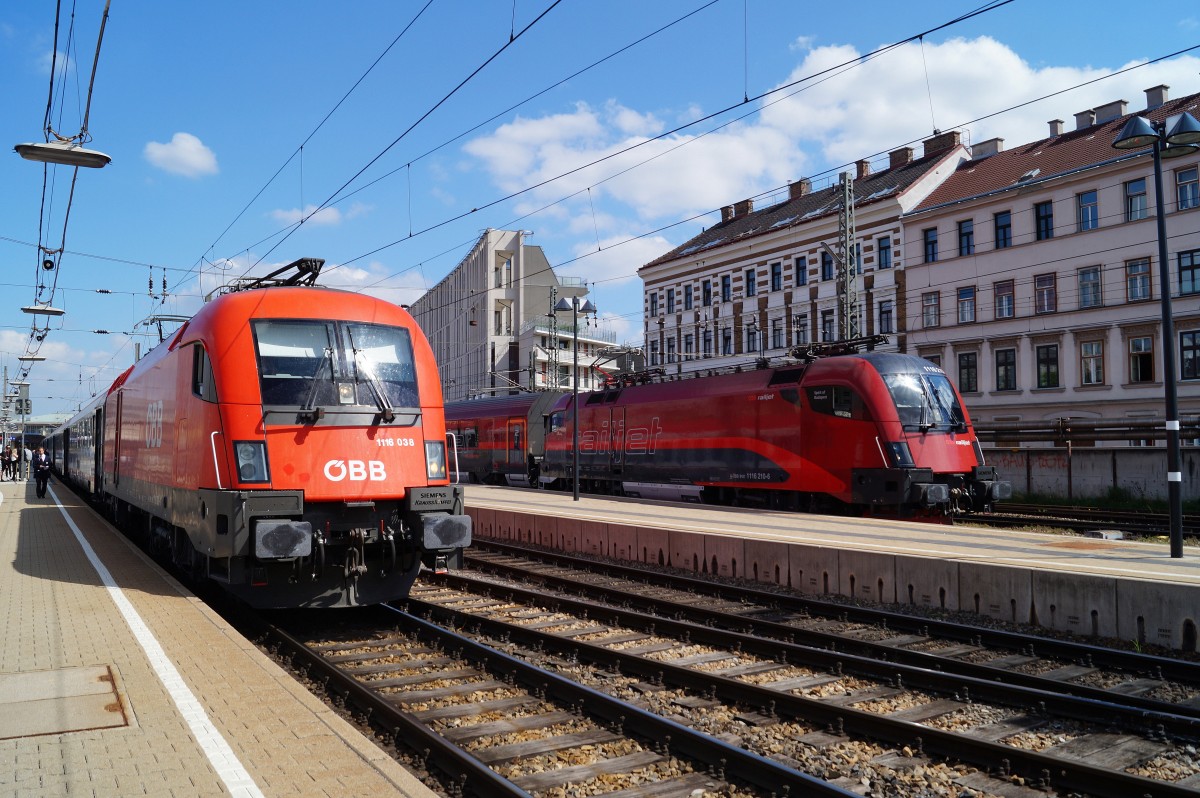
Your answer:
(0, 665), (131, 740)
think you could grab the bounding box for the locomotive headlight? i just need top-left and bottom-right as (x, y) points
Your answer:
(337, 382), (355, 405)
(886, 441), (915, 468)
(425, 441), (446, 480)
(235, 441), (270, 483)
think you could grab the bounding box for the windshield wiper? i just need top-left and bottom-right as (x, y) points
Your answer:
(299, 347), (333, 422)
(353, 352), (395, 423)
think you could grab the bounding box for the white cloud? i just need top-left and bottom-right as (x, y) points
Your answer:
(269, 205), (342, 226)
(144, 132), (218, 177)
(37, 49), (71, 76)
(789, 35), (816, 52)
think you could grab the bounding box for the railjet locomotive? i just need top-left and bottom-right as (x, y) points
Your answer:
(46, 259), (471, 608)
(447, 351), (1009, 515)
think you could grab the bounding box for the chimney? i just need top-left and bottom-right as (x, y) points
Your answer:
(1093, 99), (1128, 124)
(1048, 119), (1064, 137)
(1145, 84), (1169, 110)
(788, 178), (812, 200)
(733, 198), (754, 218)
(856, 159), (871, 179)
(1074, 109), (1096, 130)
(972, 137), (1004, 159)
(922, 130), (961, 157)
(889, 146), (914, 169)
(721, 205), (735, 223)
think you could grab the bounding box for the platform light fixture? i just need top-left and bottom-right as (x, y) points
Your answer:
(552, 295), (597, 501)
(20, 304), (65, 317)
(1111, 108), (1200, 559)
(15, 139), (111, 169)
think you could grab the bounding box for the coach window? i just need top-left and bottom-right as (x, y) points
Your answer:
(805, 385), (870, 420)
(191, 344), (218, 402)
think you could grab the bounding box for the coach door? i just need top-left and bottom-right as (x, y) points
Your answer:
(608, 407), (624, 473)
(506, 419), (525, 474)
(93, 407), (104, 493)
(112, 392), (123, 487)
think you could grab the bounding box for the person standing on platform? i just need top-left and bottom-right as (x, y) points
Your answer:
(9, 446), (19, 481)
(1, 447), (10, 481)
(32, 447), (51, 498)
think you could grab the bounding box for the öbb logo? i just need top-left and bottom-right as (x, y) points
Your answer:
(323, 460), (387, 482)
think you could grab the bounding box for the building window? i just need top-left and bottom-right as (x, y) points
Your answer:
(770, 261), (782, 292)
(1077, 190), (1098, 232)
(1035, 201), (1054, 240)
(1036, 344), (1059, 388)
(1125, 178), (1148, 221)
(666, 288), (676, 313)
(649, 292), (659, 316)
(1130, 336), (1154, 383)
(922, 292), (940, 328)
(702, 279), (712, 306)
(702, 328), (713, 356)
(994, 279), (1014, 319)
(854, 242), (863, 274)
(793, 314), (809, 345)
(957, 286), (976, 323)
(877, 237), (892, 269)
(926, 354), (942, 368)
(684, 333), (694, 358)
(721, 274), (732, 302)
(649, 340), (659, 366)
(1079, 266), (1102, 309)
(771, 319), (784, 349)
(794, 256), (808, 286)
(1179, 166), (1199, 211)
(821, 309), (836, 341)
(958, 352), (978, 393)
(1182, 331), (1199, 380)
(684, 284), (693, 310)
(995, 348), (1016, 391)
(1035, 273), (1057, 314)
(923, 228), (939, 263)
(721, 328), (732, 355)
(958, 219), (974, 256)
(666, 337), (676, 363)
(821, 251), (834, 281)
(1126, 258), (1151, 301)
(878, 300), (893, 334)
(1180, 248), (1200, 295)
(1081, 341), (1104, 385)
(745, 324), (759, 355)
(994, 211), (1012, 249)
(745, 269), (757, 297)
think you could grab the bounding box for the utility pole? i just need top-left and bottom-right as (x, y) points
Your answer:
(546, 286), (560, 388)
(836, 171), (858, 341)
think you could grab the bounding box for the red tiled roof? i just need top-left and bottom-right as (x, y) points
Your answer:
(910, 91), (1200, 214)
(639, 145), (963, 273)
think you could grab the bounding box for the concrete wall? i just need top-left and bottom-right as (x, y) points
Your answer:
(466, 505), (1200, 651)
(985, 446), (1199, 501)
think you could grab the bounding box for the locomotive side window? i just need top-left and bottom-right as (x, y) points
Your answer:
(805, 386), (869, 419)
(548, 411), (565, 433)
(191, 344), (218, 402)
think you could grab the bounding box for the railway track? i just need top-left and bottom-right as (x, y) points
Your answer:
(235, 538), (1200, 796)
(966, 503), (1200, 538)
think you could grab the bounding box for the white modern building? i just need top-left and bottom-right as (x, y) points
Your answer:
(409, 229), (617, 402)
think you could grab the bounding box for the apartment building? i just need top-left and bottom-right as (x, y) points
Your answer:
(637, 132), (970, 374)
(902, 86), (1200, 427)
(409, 228), (614, 402)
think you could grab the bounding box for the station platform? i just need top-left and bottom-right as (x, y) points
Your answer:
(0, 478), (436, 798)
(463, 485), (1200, 651)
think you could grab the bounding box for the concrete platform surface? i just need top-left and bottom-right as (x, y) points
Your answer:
(0, 478), (436, 798)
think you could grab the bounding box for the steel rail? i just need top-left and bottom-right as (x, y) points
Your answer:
(473, 540), (1200, 683)
(410, 590), (1200, 798)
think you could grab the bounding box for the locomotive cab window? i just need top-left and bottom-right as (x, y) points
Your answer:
(547, 411), (566, 433)
(191, 344), (218, 402)
(253, 319), (419, 414)
(805, 386), (870, 419)
(883, 372), (967, 432)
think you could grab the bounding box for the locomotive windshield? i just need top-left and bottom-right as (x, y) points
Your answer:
(254, 319), (419, 410)
(883, 372), (967, 432)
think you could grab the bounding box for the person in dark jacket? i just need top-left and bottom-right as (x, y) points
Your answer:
(32, 446), (51, 498)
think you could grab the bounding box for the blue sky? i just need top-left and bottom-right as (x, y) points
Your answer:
(2, 0), (1199, 418)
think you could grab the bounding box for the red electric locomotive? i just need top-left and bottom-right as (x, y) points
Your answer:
(448, 351), (1009, 515)
(46, 259), (471, 608)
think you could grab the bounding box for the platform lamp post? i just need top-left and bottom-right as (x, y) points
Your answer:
(9, 381), (29, 480)
(1112, 109), (1200, 558)
(553, 296), (597, 501)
